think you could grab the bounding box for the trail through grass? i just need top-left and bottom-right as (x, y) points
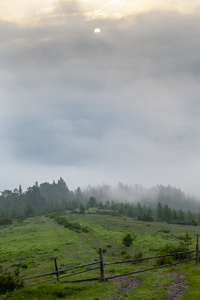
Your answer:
(0, 212), (200, 299)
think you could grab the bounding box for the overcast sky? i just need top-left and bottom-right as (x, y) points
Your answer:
(1, 0), (200, 196)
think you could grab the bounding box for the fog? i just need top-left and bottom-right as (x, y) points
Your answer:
(1, 5), (200, 196)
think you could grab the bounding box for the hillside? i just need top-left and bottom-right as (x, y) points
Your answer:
(1, 211), (200, 299)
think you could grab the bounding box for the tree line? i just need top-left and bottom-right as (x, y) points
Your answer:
(95, 200), (198, 226)
(0, 178), (199, 225)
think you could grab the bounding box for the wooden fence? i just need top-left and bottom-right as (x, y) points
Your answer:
(21, 234), (200, 286)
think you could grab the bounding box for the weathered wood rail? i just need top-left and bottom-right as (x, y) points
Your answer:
(21, 234), (200, 286)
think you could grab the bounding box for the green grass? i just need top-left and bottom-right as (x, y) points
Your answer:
(0, 212), (200, 299)
(0, 217), (98, 275)
(1, 281), (120, 300)
(180, 264), (200, 299)
(120, 273), (174, 300)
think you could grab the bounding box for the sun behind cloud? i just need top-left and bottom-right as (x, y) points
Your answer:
(94, 28), (101, 33)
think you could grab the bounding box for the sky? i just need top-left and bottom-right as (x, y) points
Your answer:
(1, 0), (200, 196)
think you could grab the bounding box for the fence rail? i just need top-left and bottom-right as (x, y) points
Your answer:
(22, 261), (100, 281)
(104, 250), (196, 266)
(105, 257), (195, 280)
(21, 234), (200, 286)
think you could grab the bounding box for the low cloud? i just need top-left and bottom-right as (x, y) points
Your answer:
(1, 9), (200, 194)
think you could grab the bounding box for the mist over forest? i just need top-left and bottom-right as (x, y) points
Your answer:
(1, 178), (200, 219)
(83, 182), (199, 211)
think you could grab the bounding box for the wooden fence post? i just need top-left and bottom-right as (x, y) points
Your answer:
(99, 248), (105, 281)
(196, 234), (199, 265)
(54, 258), (60, 282)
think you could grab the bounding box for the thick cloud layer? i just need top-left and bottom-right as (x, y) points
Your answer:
(1, 6), (200, 195)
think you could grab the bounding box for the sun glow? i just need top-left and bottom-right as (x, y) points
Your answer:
(0, 0), (199, 23)
(0, 0), (54, 22)
(94, 28), (101, 33)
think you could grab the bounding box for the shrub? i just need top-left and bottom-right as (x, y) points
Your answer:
(56, 217), (67, 226)
(70, 222), (81, 230)
(122, 233), (134, 247)
(81, 226), (89, 233)
(64, 221), (72, 228)
(79, 204), (85, 214)
(134, 250), (143, 259)
(154, 244), (175, 266)
(0, 268), (23, 292)
(20, 263), (28, 269)
(180, 231), (192, 251)
(0, 218), (12, 226)
(132, 250), (143, 264)
(54, 216), (89, 233)
(154, 243), (189, 266)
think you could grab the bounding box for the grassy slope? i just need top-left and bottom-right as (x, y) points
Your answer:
(0, 212), (200, 299)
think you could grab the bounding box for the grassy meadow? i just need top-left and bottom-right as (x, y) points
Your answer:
(1, 211), (200, 299)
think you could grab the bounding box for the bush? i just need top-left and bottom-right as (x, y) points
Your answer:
(134, 250), (143, 259)
(180, 231), (192, 251)
(122, 233), (134, 247)
(54, 216), (89, 233)
(81, 226), (89, 233)
(64, 221), (72, 228)
(20, 263), (28, 269)
(0, 268), (23, 292)
(132, 250), (143, 264)
(56, 217), (67, 226)
(154, 243), (189, 266)
(79, 204), (85, 214)
(70, 222), (81, 230)
(0, 218), (12, 226)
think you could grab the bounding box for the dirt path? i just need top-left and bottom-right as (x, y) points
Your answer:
(110, 272), (187, 300)
(166, 272), (187, 300)
(42, 216), (64, 229)
(110, 276), (141, 300)
(42, 216), (57, 226)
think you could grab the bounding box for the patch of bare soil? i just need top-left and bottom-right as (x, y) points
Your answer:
(166, 272), (187, 300)
(110, 272), (187, 300)
(110, 276), (141, 300)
